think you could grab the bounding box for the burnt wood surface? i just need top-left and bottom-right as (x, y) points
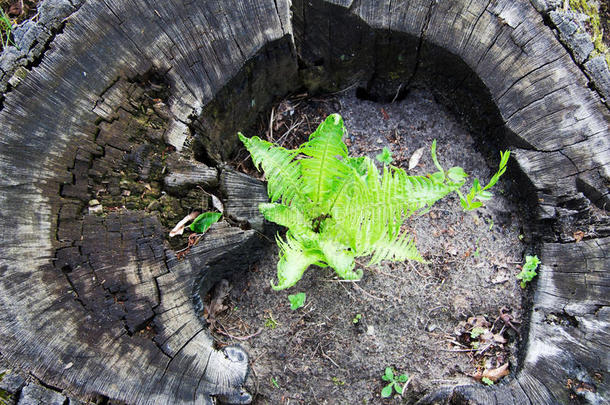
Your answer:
(0, 0), (607, 404)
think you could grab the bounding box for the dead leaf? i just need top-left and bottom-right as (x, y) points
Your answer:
(211, 194), (224, 213)
(205, 279), (232, 329)
(8, 1), (23, 16)
(573, 230), (584, 242)
(408, 147), (425, 170)
(169, 211), (200, 237)
(468, 316), (491, 329)
(493, 334), (508, 344)
(482, 363), (509, 382)
(380, 107), (389, 120)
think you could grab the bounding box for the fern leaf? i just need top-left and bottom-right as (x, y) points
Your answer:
(369, 231), (425, 265)
(300, 114), (352, 212)
(272, 235), (322, 290)
(239, 133), (308, 207)
(259, 203), (314, 236)
(393, 168), (462, 212)
(317, 238), (362, 281)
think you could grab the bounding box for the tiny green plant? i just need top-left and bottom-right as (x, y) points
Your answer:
(270, 376), (280, 389)
(264, 313), (279, 329)
(516, 255), (540, 288)
(331, 376), (345, 386)
(381, 367), (408, 398)
(0, 371), (11, 405)
(288, 292), (306, 310)
(239, 114), (510, 290)
(470, 326), (486, 339)
(481, 377), (494, 386)
(353, 313), (362, 324)
(0, 9), (16, 50)
(376, 147), (393, 165)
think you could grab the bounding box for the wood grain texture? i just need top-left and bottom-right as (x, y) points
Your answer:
(0, 0), (285, 403)
(0, 0), (607, 403)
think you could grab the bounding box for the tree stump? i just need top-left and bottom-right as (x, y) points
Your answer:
(0, 0), (607, 404)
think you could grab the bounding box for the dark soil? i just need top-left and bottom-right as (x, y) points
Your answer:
(215, 87), (530, 404)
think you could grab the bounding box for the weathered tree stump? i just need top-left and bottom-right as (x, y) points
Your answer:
(0, 0), (607, 404)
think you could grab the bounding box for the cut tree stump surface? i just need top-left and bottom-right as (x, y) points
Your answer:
(0, 0), (607, 404)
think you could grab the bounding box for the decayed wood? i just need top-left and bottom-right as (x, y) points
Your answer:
(0, 0), (608, 403)
(0, 0), (286, 403)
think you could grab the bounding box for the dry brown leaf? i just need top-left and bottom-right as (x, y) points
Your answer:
(573, 230), (585, 242)
(482, 363), (509, 382)
(380, 107), (389, 120)
(169, 211), (200, 237)
(211, 194), (224, 213)
(408, 147), (425, 170)
(468, 316), (491, 329)
(493, 334), (508, 344)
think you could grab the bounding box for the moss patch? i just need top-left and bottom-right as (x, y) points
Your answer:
(570, 0), (610, 65)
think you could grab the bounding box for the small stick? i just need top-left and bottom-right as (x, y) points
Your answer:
(275, 119), (303, 146)
(391, 83), (403, 103)
(408, 260), (426, 278)
(352, 282), (385, 301)
(320, 348), (342, 369)
(338, 282), (358, 303)
(268, 106), (275, 141)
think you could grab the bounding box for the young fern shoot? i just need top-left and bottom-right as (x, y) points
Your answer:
(239, 114), (510, 290)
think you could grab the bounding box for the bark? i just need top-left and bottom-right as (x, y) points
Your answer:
(0, 0), (607, 404)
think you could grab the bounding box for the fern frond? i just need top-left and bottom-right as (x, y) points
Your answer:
(393, 168), (463, 212)
(272, 234), (323, 290)
(369, 231), (425, 265)
(317, 235), (362, 281)
(332, 158), (464, 257)
(259, 203), (314, 236)
(239, 133), (308, 207)
(300, 114), (352, 213)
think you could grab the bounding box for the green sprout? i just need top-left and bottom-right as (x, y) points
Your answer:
(0, 9), (17, 50)
(482, 377), (494, 386)
(381, 367), (408, 398)
(288, 292), (306, 310)
(376, 146), (393, 165)
(516, 255), (540, 288)
(352, 313), (362, 324)
(470, 327), (486, 339)
(264, 313), (279, 329)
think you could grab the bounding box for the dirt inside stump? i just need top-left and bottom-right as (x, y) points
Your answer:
(213, 87), (530, 404)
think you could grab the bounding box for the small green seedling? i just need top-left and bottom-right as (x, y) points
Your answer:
(516, 255), (540, 288)
(481, 377), (494, 386)
(381, 367), (408, 398)
(331, 376), (345, 386)
(264, 313), (279, 329)
(189, 212), (222, 234)
(353, 313), (362, 324)
(288, 292), (306, 310)
(376, 147), (393, 165)
(470, 327), (486, 339)
(0, 371), (11, 405)
(270, 377), (280, 389)
(0, 10), (17, 50)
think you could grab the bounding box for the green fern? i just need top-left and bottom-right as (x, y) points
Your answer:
(239, 114), (510, 290)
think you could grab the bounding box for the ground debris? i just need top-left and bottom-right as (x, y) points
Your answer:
(451, 307), (521, 385)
